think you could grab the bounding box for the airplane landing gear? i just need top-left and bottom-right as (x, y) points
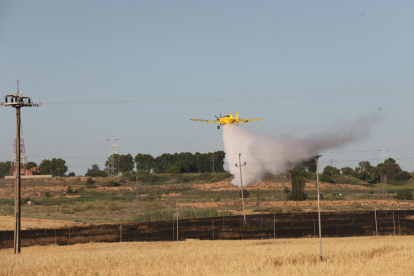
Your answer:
(217, 126), (220, 130)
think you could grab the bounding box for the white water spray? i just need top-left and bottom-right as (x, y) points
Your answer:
(223, 114), (381, 187)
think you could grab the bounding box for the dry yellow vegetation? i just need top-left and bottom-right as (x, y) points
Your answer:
(0, 216), (81, 231)
(1, 236), (414, 276)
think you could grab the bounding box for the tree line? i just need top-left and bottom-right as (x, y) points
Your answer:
(286, 157), (412, 201)
(0, 159), (70, 178)
(86, 151), (226, 177)
(322, 158), (411, 183)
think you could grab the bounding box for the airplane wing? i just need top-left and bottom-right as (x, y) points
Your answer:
(190, 119), (221, 123)
(239, 118), (263, 123)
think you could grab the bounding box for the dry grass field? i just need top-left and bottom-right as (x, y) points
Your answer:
(1, 236), (414, 275)
(0, 216), (81, 231)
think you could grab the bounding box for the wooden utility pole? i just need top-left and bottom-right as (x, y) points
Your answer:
(14, 107), (21, 253)
(314, 154), (323, 261)
(1, 81), (39, 254)
(236, 153), (247, 224)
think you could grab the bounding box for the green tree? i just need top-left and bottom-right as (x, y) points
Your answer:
(85, 164), (108, 177)
(374, 158), (403, 181)
(105, 154), (134, 174)
(287, 167), (308, 201)
(0, 161), (11, 176)
(166, 164), (181, 174)
(153, 153), (174, 173)
(354, 161), (374, 181)
(26, 162), (37, 169)
(323, 165), (340, 176)
(39, 158), (68, 177)
(301, 158), (316, 173)
(393, 171), (412, 181)
(396, 189), (413, 200)
(341, 167), (354, 175)
(135, 154), (155, 171)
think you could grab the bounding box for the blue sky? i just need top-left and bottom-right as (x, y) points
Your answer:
(1, 1), (414, 175)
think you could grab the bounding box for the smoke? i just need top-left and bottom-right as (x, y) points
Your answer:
(223, 113), (381, 187)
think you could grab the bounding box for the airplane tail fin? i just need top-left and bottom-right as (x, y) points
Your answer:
(236, 111), (239, 120)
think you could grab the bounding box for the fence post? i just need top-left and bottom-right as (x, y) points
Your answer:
(54, 220), (57, 245)
(212, 218), (214, 240)
(393, 211), (396, 236)
(374, 207), (378, 238)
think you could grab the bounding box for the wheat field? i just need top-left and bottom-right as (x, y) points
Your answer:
(1, 236), (413, 276)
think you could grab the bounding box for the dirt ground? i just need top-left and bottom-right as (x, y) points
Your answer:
(0, 216), (81, 231)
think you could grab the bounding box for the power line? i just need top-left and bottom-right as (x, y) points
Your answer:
(41, 88), (414, 106)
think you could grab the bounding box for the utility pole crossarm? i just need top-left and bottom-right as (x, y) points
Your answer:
(1, 81), (40, 255)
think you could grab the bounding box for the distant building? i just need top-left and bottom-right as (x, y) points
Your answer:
(10, 165), (40, 176)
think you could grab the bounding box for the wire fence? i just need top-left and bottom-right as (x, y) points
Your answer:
(0, 210), (413, 249)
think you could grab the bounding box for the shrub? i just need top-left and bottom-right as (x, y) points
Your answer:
(106, 180), (120, 187)
(66, 185), (74, 194)
(286, 191), (307, 201)
(194, 208), (218, 218)
(106, 202), (120, 211)
(83, 203), (95, 210)
(396, 189), (414, 200)
(133, 209), (174, 222)
(166, 165), (181, 174)
(283, 187), (290, 193)
(86, 178), (94, 186)
(137, 170), (155, 182)
(78, 186), (85, 194)
(319, 174), (335, 183)
(269, 207), (284, 213)
(60, 204), (71, 214)
(219, 210), (233, 216)
(239, 189), (250, 198)
(284, 206), (303, 213)
(123, 171), (137, 182)
(393, 171), (412, 181)
(45, 192), (51, 198)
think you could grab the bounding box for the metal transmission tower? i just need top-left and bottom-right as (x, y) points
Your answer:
(378, 148), (388, 163)
(1, 80), (40, 254)
(106, 135), (119, 175)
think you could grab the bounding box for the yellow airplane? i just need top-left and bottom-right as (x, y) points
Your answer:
(190, 111), (262, 129)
